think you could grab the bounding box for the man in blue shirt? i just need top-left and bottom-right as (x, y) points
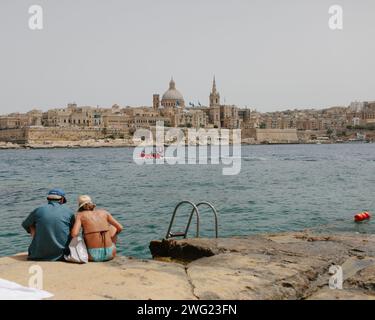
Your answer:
(22, 189), (75, 261)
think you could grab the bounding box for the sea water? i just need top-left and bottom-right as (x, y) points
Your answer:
(0, 143), (374, 258)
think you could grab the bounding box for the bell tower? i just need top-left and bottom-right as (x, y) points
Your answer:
(209, 76), (221, 128)
(209, 76), (220, 107)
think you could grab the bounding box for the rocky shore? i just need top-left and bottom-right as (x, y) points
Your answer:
(0, 140), (371, 150)
(1, 231), (375, 300)
(0, 142), (22, 149)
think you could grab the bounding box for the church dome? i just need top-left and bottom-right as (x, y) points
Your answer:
(162, 89), (184, 101)
(161, 78), (185, 107)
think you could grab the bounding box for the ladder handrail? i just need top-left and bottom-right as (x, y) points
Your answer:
(165, 200), (200, 239)
(195, 202), (219, 238)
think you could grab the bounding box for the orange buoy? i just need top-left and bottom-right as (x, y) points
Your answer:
(354, 211), (371, 222)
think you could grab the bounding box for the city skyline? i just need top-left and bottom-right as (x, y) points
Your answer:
(0, 96), (373, 116)
(1, 0), (375, 114)
(0, 74), (372, 117)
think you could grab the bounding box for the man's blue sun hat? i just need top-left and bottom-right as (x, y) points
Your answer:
(48, 189), (66, 197)
(47, 189), (66, 201)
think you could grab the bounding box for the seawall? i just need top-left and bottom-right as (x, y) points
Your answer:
(0, 127), (131, 145)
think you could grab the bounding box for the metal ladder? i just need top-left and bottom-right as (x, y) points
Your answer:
(165, 201), (219, 239)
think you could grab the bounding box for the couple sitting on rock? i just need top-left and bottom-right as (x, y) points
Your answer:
(22, 189), (123, 262)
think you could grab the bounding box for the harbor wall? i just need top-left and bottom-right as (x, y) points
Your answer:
(255, 129), (299, 143)
(0, 128), (27, 144)
(0, 127), (131, 144)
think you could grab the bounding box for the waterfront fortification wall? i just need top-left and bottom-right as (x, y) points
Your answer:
(0, 127), (317, 146)
(297, 130), (327, 142)
(0, 127), (131, 144)
(27, 127), (103, 143)
(255, 129), (299, 143)
(0, 128), (27, 144)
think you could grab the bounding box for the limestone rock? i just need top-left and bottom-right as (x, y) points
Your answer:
(2, 231), (375, 299)
(151, 231), (375, 300)
(0, 254), (195, 300)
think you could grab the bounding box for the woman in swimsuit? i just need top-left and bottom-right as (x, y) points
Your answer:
(71, 195), (123, 262)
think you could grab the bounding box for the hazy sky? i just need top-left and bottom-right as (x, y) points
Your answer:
(0, 0), (374, 114)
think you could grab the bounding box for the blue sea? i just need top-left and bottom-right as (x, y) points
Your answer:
(0, 144), (374, 258)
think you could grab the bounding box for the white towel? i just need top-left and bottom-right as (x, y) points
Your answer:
(0, 278), (54, 300)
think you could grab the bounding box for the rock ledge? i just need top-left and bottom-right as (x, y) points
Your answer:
(1, 231), (375, 300)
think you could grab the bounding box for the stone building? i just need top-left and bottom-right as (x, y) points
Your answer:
(42, 108), (72, 127)
(238, 109), (251, 124)
(220, 105), (240, 129)
(27, 110), (43, 126)
(102, 114), (131, 129)
(362, 101), (375, 124)
(153, 94), (160, 110)
(238, 109), (259, 129)
(0, 110), (42, 129)
(340, 101), (375, 127)
(40, 104), (122, 128)
(124, 107), (171, 129)
(0, 114), (29, 129)
(69, 107), (95, 127)
(176, 109), (208, 128)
